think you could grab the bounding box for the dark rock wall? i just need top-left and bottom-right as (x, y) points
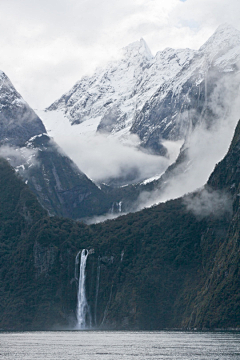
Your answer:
(1, 120), (240, 331)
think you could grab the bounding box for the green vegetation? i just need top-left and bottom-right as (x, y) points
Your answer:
(0, 123), (240, 330)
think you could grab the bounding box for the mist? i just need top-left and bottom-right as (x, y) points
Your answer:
(84, 212), (127, 225)
(39, 68), (240, 224)
(0, 145), (39, 173)
(132, 72), (240, 211)
(39, 110), (182, 186)
(62, 133), (169, 184)
(183, 187), (232, 220)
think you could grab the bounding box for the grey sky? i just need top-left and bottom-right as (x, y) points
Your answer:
(0, 0), (240, 109)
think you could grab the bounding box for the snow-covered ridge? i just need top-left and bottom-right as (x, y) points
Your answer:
(46, 24), (240, 146)
(42, 24), (240, 194)
(199, 23), (240, 58)
(0, 71), (28, 109)
(131, 23), (240, 143)
(46, 37), (195, 136)
(26, 133), (48, 145)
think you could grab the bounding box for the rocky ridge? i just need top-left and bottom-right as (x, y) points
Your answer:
(46, 24), (240, 153)
(43, 24), (240, 207)
(131, 24), (240, 147)
(47, 39), (195, 152)
(0, 71), (46, 146)
(0, 71), (113, 219)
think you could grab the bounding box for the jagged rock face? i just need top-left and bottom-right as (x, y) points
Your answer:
(208, 120), (240, 194)
(6, 134), (111, 219)
(0, 72), (46, 146)
(0, 72), (112, 220)
(41, 24), (240, 212)
(179, 121), (240, 329)
(46, 24), (240, 156)
(47, 40), (195, 146)
(131, 24), (240, 147)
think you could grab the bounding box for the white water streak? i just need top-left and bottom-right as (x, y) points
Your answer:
(76, 249), (91, 329)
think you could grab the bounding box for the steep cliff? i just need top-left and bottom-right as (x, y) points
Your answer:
(0, 71), (46, 147)
(0, 71), (114, 219)
(0, 122), (240, 331)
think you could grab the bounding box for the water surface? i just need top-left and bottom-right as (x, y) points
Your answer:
(1, 331), (240, 359)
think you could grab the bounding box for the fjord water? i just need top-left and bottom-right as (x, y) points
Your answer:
(1, 331), (240, 359)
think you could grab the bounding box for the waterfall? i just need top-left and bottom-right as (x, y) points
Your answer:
(111, 201), (123, 214)
(94, 257), (101, 326)
(118, 201), (122, 213)
(76, 249), (91, 329)
(111, 203), (114, 214)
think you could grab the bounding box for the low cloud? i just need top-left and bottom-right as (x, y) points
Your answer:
(40, 68), (240, 219)
(183, 187), (232, 219)
(131, 71), (240, 211)
(57, 132), (172, 185)
(0, 145), (39, 173)
(40, 110), (182, 185)
(84, 212), (127, 225)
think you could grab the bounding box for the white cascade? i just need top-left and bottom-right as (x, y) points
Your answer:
(118, 201), (122, 213)
(76, 249), (91, 329)
(111, 203), (114, 214)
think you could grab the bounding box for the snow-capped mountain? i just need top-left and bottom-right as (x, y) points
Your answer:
(39, 24), (240, 217)
(46, 24), (240, 150)
(0, 24), (239, 222)
(47, 39), (195, 150)
(44, 24), (240, 162)
(131, 24), (240, 148)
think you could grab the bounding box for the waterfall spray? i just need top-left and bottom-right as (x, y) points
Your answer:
(76, 249), (91, 329)
(119, 201), (122, 213)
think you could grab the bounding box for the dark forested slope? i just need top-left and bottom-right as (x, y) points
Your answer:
(0, 123), (240, 330)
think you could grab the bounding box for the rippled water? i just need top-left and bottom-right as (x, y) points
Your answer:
(1, 331), (240, 359)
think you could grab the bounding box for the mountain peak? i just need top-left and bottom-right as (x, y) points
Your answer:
(199, 23), (240, 55)
(216, 23), (237, 31)
(213, 23), (240, 41)
(122, 38), (153, 62)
